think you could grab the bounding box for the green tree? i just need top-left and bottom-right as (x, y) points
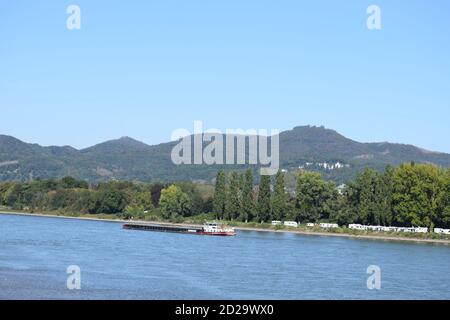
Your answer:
(225, 172), (241, 220)
(202, 196), (214, 214)
(436, 168), (450, 228)
(392, 163), (440, 228)
(345, 168), (392, 225)
(3, 183), (22, 208)
(272, 170), (287, 221)
(379, 165), (395, 225)
(257, 174), (272, 222)
(240, 169), (256, 222)
(295, 171), (338, 223)
(213, 170), (226, 220)
(90, 187), (127, 214)
(329, 193), (355, 226)
(175, 182), (210, 215)
(123, 205), (145, 220)
(150, 182), (166, 206)
(130, 191), (154, 211)
(159, 185), (192, 219)
(60, 176), (88, 189)
(72, 189), (93, 213)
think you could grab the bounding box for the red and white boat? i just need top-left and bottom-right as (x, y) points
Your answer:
(198, 222), (236, 236)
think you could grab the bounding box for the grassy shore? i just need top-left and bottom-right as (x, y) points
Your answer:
(1, 207), (450, 245)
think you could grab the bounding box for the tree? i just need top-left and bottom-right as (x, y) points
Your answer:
(225, 172), (241, 220)
(202, 196), (214, 214)
(191, 192), (205, 215)
(272, 170), (287, 221)
(329, 193), (355, 226)
(295, 171), (337, 223)
(392, 163), (440, 228)
(90, 187), (127, 214)
(379, 165), (395, 226)
(213, 170), (226, 220)
(72, 189), (93, 213)
(123, 205), (145, 220)
(130, 191), (154, 211)
(159, 185), (192, 219)
(345, 168), (392, 226)
(60, 176), (88, 189)
(3, 183), (22, 208)
(240, 169), (256, 222)
(257, 175), (272, 222)
(175, 182), (210, 215)
(436, 168), (450, 228)
(150, 182), (166, 207)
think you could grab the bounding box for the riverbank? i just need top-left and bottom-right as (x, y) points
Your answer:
(2, 209), (450, 245)
(236, 225), (450, 245)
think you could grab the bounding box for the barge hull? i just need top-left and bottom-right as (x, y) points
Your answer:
(123, 223), (236, 236)
(123, 223), (202, 234)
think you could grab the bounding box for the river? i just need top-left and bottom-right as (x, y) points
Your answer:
(1, 213), (449, 299)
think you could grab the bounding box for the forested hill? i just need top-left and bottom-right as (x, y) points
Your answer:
(1, 125), (450, 183)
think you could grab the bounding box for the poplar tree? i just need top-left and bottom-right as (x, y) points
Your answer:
(241, 169), (256, 222)
(225, 172), (241, 220)
(257, 174), (272, 223)
(272, 170), (286, 221)
(212, 170), (226, 220)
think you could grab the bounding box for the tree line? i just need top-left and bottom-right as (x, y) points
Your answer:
(211, 163), (450, 229)
(1, 163), (449, 229)
(0, 177), (213, 219)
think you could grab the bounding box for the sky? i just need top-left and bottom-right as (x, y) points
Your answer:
(1, 0), (449, 152)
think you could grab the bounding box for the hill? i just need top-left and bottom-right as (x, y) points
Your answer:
(1, 126), (449, 184)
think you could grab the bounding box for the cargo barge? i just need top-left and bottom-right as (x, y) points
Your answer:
(123, 221), (236, 236)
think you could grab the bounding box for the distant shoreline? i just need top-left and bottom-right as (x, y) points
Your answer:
(1, 210), (450, 245)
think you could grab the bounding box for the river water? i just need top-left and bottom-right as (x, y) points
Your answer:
(1, 213), (449, 300)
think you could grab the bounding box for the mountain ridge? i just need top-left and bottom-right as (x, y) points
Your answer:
(1, 126), (450, 183)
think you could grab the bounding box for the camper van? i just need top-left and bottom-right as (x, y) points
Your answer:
(284, 221), (298, 228)
(320, 223), (339, 229)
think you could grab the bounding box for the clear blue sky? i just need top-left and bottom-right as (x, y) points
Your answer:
(1, 1), (449, 152)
